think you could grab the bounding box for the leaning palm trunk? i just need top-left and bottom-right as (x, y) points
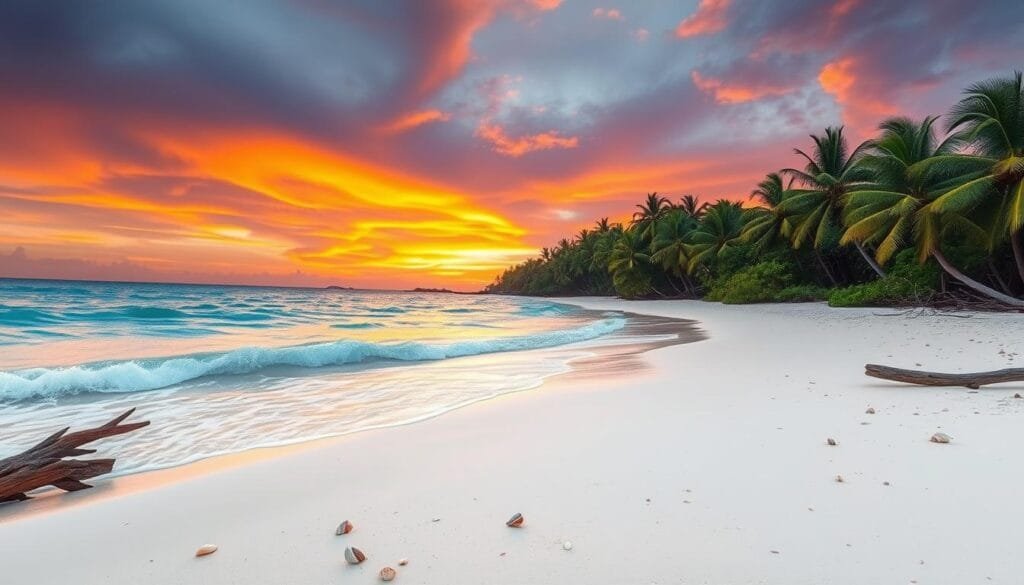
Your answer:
(932, 249), (1024, 308)
(814, 250), (838, 286)
(853, 241), (886, 278)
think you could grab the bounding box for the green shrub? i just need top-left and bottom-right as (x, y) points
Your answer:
(828, 250), (939, 307)
(774, 285), (830, 302)
(706, 261), (790, 304)
(612, 267), (652, 299)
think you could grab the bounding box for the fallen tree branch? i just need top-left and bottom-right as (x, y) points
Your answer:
(0, 408), (149, 503)
(865, 364), (1024, 389)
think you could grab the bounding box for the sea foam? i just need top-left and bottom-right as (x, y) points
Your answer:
(0, 317), (625, 401)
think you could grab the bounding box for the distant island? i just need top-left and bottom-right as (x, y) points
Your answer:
(324, 285), (356, 290)
(409, 287), (481, 295)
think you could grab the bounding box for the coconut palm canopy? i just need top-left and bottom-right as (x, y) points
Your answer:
(0, 1), (1022, 290)
(489, 71), (1024, 307)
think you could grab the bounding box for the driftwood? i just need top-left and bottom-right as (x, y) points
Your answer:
(0, 408), (149, 503)
(865, 364), (1024, 389)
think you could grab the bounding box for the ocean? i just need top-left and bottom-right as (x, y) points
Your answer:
(0, 279), (630, 475)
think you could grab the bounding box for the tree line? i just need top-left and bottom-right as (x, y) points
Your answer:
(485, 72), (1024, 308)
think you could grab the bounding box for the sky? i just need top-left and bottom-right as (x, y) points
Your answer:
(1, 0), (1022, 290)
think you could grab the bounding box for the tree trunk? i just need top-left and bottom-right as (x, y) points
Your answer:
(854, 241), (887, 278)
(932, 249), (1024, 308)
(815, 250), (838, 286)
(1012, 230), (1024, 287)
(989, 260), (1013, 295)
(865, 363), (1024, 388)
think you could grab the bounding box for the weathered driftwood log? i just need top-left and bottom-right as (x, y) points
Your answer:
(865, 364), (1024, 389)
(0, 408), (149, 503)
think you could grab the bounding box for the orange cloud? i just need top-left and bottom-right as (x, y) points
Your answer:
(524, 0), (562, 10)
(675, 0), (731, 38)
(379, 109), (452, 134)
(476, 122), (579, 157)
(0, 97), (539, 289)
(818, 56), (897, 132)
(690, 71), (794, 103)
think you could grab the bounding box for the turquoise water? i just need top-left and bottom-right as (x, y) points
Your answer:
(0, 279), (626, 474)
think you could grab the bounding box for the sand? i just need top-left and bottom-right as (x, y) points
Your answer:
(2, 300), (1023, 584)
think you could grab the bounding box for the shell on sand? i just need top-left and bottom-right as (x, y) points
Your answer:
(827, 438), (837, 446)
(398, 558), (409, 566)
(562, 541), (573, 551)
(345, 547), (367, 565)
(930, 432), (952, 444)
(835, 474), (844, 483)
(379, 567), (397, 581)
(865, 407), (876, 414)
(506, 513), (524, 528)
(336, 520), (353, 535)
(195, 544), (218, 557)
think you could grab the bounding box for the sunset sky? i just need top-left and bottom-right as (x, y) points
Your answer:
(1, 0), (1021, 290)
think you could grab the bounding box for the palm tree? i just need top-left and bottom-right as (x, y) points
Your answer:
(631, 192), (673, 239)
(608, 230), (656, 297)
(844, 116), (1024, 306)
(678, 194), (708, 219)
(779, 126), (886, 278)
(686, 200), (746, 274)
(650, 209), (700, 294)
(741, 173), (793, 253)
(927, 71), (1024, 284)
(594, 217), (612, 233)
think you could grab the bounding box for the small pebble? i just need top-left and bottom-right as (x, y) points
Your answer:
(930, 432), (952, 444)
(827, 438), (837, 446)
(398, 558), (408, 566)
(865, 407), (876, 415)
(563, 541), (573, 551)
(835, 475), (844, 483)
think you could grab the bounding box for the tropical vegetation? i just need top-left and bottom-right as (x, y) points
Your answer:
(484, 72), (1024, 309)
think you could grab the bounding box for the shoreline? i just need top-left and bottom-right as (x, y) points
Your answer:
(3, 300), (1024, 584)
(0, 308), (702, 521)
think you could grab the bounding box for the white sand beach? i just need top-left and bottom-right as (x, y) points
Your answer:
(3, 299), (1024, 585)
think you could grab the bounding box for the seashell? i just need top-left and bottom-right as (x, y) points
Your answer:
(506, 513), (524, 528)
(930, 432), (951, 444)
(865, 407), (876, 415)
(379, 567), (396, 581)
(345, 547), (367, 565)
(835, 474), (844, 483)
(1014, 393), (1021, 399)
(562, 541), (573, 551)
(398, 558), (408, 566)
(336, 520), (353, 535)
(826, 438), (837, 446)
(195, 544), (218, 557)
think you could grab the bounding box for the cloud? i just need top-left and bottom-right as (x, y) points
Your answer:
(675, 0), (731, 38)
(476, 122), (579, 156)
(1, 0), (1022, 288)
(592, 8), (623, 20)
(690, 70), (795, 103)
(379, 109), (453, 134)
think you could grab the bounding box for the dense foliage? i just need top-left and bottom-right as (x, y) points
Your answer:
(485, 72), (1024, 308)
